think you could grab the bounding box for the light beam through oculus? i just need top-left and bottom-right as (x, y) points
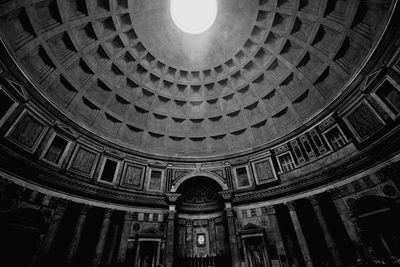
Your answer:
(170, 0), (218, 34)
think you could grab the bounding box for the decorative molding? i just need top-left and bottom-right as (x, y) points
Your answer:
(165, 193), (181, 203)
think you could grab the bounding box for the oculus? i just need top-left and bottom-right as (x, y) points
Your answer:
(170, 0), (217, 34)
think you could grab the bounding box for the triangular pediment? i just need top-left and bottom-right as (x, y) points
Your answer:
(139, 226), (162, 237)
(239, 223), (264, 233)
(55, 123), (78, 139)
(5, 78), (28, 101)
(362, 69), (382, 92)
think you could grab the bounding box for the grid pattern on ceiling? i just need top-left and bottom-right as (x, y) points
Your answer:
(0, 0), (387, 156)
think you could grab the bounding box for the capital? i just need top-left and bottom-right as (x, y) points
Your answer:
(307, 195), (319, 206)
(104, 209), (113, 218)
(80, 205), (91, 215)
(165, 193), (181, 203)
(125, 211), (134, 221)
(265, 206), (276, 215)
(56, 199), (69, 210)
(285, 202), (296, 211)
(218, 190), (234, 201)
(326, 188), (341, 199)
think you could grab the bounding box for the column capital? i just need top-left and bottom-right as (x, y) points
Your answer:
(186, 220), (193, 227)
(285, 201), (296, 211)
(80, 205), (91, 215)
(165, 193), (181, 203)
(218, 190), (234, 201)
(104, 209), (113, 218)
(265, 206), (277, 215)
(307, 195), (319, 206)
(208, 219), (215, 225)
(125, 211), (134, 221)
(57, 199), (69, 209)
(326, 188), (342, 200)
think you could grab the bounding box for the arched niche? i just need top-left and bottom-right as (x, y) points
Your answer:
(171, 171), (228, 193)
(175, 176), (225, 214)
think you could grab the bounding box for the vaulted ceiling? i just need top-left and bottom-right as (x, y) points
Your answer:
(0, 0), (391, 158)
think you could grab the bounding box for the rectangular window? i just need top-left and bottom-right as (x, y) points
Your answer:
(43, 135), (69, 165)
(290, 140), (305, 164)
(149, 170), (162, 191)
(309, 129), (327, 154)
(236, 167), (250, 187)
(324, 126), (346, 150)
(278, 153), (295, 173)
(376, 80), (400, 115)
(100, 159), (118, 183)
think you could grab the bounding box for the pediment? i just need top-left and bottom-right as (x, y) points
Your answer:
(138, 226), (162, 238)
(239, 223), (264, 234)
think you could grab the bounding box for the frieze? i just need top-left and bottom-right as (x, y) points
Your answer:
(233, 131), (400, 203)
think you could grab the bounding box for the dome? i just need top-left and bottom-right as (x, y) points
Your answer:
(0, 1), (400, 267)
(0, 0), (391, 159)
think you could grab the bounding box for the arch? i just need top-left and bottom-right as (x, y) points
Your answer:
(171, 171), (228, 192)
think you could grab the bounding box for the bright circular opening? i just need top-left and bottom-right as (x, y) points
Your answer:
(170, 0), (217, 34)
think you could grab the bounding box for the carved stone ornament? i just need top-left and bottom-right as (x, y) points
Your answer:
(285, 202), (296, 211)
(104, 209), (113, 218)
(125, 212), (134, 221)
(80, 205), (91, 215)
(265, 206), (276, 215)
(218, 190), (234, 201)
(307, 195), (319, 206)
(165, 193), (181, 203)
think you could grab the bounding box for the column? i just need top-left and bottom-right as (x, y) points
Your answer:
(186, 220), (193, 257)
(286, 202), (314, 267)
(308, 196), (343, 267)
(105, 223), (120, 267)
(117, 212), (134, 267)
(219, 191), (240, 267)
(156, 241), (162, 265)
(164, 193), (180, 267)
(266, 206), (289, 267)
(65, 205), (91, 267)
(329, 191), (367, 261)
(213, 220), (219, 255)
(208, 219), (216, 256)
(165, 210), (176, 267)
(31, 199), (68, 266)
(225, 205), (240, 266)
(92, 209), (113, 267)
(241, 238), (250, 267)
(134, 239), (141, 267)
